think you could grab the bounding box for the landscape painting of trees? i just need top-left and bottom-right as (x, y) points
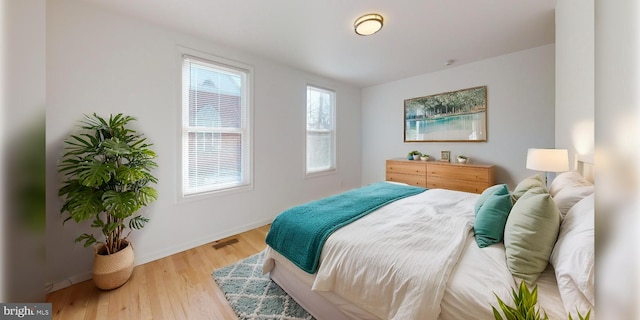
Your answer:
(404, 86), (487, 142)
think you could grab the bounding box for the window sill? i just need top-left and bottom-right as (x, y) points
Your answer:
(179, 183), (253, 203)
(305, 168), (337, 179)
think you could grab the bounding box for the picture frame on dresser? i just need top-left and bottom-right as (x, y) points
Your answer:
(440, 151), (450, 162)
(404, 86), (487, 142)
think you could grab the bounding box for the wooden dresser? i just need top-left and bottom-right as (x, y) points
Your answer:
(385, 158), (495, 193)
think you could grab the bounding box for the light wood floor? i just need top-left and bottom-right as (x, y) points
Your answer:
(46, 224), (271, 320)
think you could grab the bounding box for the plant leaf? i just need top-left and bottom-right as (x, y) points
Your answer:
(68, 134), (93, 148)
(102, 138), (131, 156)
(75, 233), (98, 247)
(492, 306), (505, 320)
(102, 191), (138, 218)
(492, 281), (549, 320)
(569, 308), (591, 320)
(60, 186), (104, 222)
(136, 186), (158, 206)
(91, 218), (105, 229)
(77, 161), (115, 187)
(115, 166), (145, 184)
(140, 148), (157, 158)
(129, 215), (149, 230)
(103, 222), (120, 236)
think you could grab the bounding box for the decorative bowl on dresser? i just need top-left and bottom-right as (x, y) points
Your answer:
(385, 158), (495, 193)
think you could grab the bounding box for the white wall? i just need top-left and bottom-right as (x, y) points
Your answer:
(555, 0), (595, 167)
(45, 0), (362, 290)
(361, 45), (555, 188)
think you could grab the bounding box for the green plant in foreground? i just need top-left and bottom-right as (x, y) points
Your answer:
(568, 309), (591, 320)
(492, 281), (549, 320)
(58, 113), (158, 255)
(493, 281), (592, 320)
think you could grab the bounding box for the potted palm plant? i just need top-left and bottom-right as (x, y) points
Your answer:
(58, 113), (158, 290)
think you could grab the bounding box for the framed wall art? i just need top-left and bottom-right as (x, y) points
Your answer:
(404, 86), (487, 142)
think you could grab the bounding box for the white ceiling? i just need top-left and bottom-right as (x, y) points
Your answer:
(84, 0), (556, 88)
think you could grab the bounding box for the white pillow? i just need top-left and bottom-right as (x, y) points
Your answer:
(549, 194), (594, 315)
(548, 171), (592, 197)
(553, 185), (595, 217)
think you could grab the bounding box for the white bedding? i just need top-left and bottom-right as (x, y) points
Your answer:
(312, 189), (476, 320)
(440, 236), (566, 319)
(263, 187), (571, 320)
(265, 241), (567, 320)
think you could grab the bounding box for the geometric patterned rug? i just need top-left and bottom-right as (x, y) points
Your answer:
(212, 250), (315, 320)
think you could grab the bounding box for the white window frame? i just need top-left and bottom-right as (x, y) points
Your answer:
(305, 84), (336, 176)
(178, 47), (253, 199)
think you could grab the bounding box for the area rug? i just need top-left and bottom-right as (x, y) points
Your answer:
(212, 250), (315, 320)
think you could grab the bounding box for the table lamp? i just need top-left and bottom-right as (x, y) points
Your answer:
(526, 148), (570, 185)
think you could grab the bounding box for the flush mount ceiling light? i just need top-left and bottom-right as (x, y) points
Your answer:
(354, 13), (384, 36)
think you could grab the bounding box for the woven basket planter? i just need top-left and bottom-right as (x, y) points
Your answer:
(92, 241), (134, 290)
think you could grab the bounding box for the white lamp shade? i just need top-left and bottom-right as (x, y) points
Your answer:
(526, 148), (569, 172)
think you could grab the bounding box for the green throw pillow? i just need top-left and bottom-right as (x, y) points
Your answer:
(474, 184), (512, 248)
(504, 190), (561, 284)
(511, 174), (547, 203)
(475, 184), (509, 215)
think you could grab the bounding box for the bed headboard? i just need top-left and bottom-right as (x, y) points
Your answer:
(577, 159), (594, 183)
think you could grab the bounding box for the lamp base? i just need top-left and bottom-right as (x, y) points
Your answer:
(544, 172), (549, 187)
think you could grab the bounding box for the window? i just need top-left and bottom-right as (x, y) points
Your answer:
(306, 85), (336, 174)
(181, 53), (251, 196)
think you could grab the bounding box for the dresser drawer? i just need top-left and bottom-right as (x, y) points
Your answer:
(386, 161), (427, 175)
(427, 164), (490, 183)
(386, 173), (427, 187)
(386, 158), (494, 193)
(426, 177), (489, 194)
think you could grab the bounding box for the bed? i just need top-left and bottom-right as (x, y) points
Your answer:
(263, 162), (595, 320)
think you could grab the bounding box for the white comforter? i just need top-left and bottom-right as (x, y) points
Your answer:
(311, 188), (477, 320)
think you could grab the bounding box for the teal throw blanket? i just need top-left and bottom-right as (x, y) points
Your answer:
(266, 182), (426, 273)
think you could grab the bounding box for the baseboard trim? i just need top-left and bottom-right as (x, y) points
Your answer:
(134, 217), (273, 266)
(46, 217), (274, 293)
(46, 271), (93, 293)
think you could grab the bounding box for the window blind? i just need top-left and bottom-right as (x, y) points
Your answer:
(182, 55), (250, 196)
(306, 85), (336, 174)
